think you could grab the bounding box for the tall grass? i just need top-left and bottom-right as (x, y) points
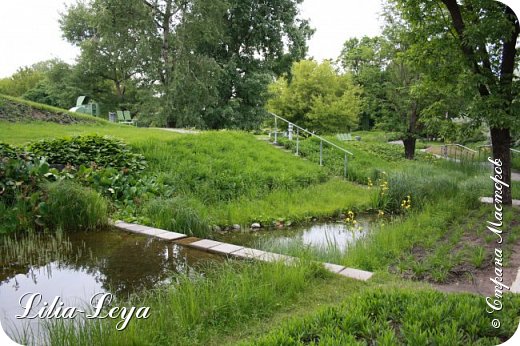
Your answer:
(44, 181), (108, 231)
(247, 288), (520, 345)
(46, 260), (330, 346)
(142, 196), (211, 237)
(135, 132), (328, 204)
(208, 178), (371, 226)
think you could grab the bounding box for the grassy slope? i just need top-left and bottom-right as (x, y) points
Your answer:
(0, 110), (370, 228)
(0, 94), (108, 124)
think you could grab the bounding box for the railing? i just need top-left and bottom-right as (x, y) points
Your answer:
(440, 144), (477, 162)
(268, 112), (354, 178)
(477, 145), (520, 161)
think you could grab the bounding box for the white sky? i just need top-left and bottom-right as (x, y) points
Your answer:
(0, 0), (520, 78)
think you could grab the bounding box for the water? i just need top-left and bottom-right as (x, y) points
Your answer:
(0, 229), (220, 344)
(215, 216), (375, 252)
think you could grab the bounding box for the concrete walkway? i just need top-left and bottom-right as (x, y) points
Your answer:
(113, 221), (373, 281)
(480, 197), (520, 207)
(151, 127), (200, 134)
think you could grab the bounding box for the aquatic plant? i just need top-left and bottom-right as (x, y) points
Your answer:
(44, 181), (108, 231)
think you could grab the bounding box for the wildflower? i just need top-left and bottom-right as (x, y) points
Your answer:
(401, 195), (412, 211)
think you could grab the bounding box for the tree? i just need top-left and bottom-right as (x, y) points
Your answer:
(0, 65), (46, 97)
(390, 0), (519, 204)
(175, 0), (313, 129)
(339, 36), (393, 130)
(267, 60), (363, 133)
(60, 0), (152, 106)
(23, 60), (81, 109)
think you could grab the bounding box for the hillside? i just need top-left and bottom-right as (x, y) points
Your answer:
(0, 94), (106, 124)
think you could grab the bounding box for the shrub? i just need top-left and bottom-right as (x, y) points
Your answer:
(27, 135), (147, 171)
(0, 142), (19, 159)
(44, 181), (108, 231)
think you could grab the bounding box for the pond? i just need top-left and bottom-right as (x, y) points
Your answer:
(0, 229), (220, 344)
(214, 215), (376, 253)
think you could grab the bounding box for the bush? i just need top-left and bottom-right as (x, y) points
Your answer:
(44, 181), (108, 231)
(27, 135), (147, 171)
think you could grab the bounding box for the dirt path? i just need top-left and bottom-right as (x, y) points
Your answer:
(432, 238), (520, 296)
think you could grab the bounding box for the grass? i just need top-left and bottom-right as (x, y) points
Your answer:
(207, 178), (371, 227)
(0, 94), (107, 124)
(0, 120), (181, 145)
(45, 259), (333, 346)
(3, 99), (520, 345)
(136, 132), (328, 204)
(44, 181), (108, 231)
(246, 288), (520, 345)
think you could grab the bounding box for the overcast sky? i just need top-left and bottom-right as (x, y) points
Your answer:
(0, 0), (519, 78)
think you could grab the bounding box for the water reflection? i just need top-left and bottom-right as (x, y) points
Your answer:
(215, 217), (374, 252)
(0, 229), (220, 343)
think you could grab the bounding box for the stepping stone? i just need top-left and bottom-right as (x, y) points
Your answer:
(115, 222), (164, 236)
(175, 237), (201, 245)
(230, 248), (267, 259)
(210, 243), (244, 255)
(512, 268), (520, 294)
(338, 267), (373, 281)
(323, 263), (346, 274)
(114, 221), (187, 239)
(257, 252), (296, 264)
(155, 231), (187, 240)
(190, 239), (223, 250)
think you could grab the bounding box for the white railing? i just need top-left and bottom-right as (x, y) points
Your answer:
(268, 112), (353, 178)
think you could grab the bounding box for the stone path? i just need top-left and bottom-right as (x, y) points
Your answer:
(113, 221), (373, 281)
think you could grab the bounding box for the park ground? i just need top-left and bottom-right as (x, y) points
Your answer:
(1, 95), (520, 345)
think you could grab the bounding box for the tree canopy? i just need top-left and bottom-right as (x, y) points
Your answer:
(267, 60), (363, 134)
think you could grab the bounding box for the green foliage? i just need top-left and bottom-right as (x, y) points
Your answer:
(47, 260), (328, 345)
(138, 131), (328, 203)
(249, 288), (520, 345)
(339, 36), (393, 129)
(59, 0), (312, 129)
(28, 135), (147, 171)
(0, 94), (105, 124)
(44, 181), (108, 231)
(22, 60), (82, 109)
(267, 60), (363, 133)
(0, 66), (45, 97)
(60, 0), (150, 109)
(141, 196), (211, 238)
(0, 142), (18, 159)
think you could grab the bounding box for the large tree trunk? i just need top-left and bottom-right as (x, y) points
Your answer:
(403, 137), (416, 160)
(490, 127), (513, 205)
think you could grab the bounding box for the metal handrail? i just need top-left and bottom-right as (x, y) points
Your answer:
(269, 112), (354, 156)
(268, 112), (353, 178)
(443, 143), (477, 153)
